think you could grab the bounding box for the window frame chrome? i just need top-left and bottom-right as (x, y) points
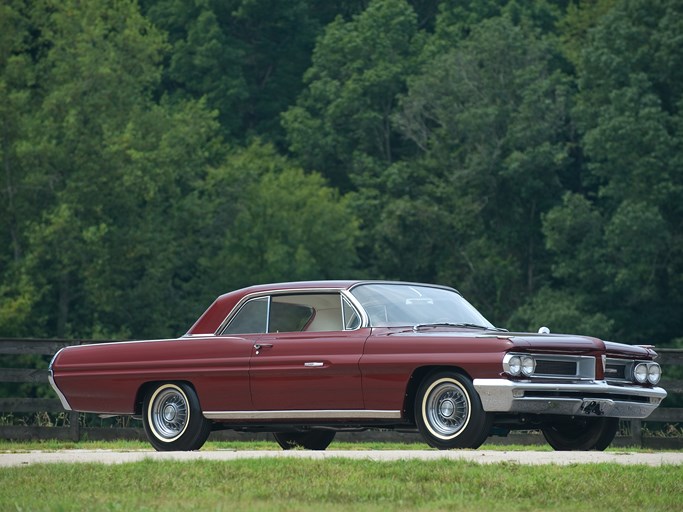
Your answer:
(216, 287), (366, 336)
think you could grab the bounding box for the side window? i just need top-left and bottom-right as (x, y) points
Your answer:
(270, 301), (315, 332)
(223, 297), (268, 334)
(223, 293), (359, 334)
(270, 294), (344, 333)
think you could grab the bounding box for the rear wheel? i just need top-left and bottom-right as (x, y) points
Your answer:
(273, 431), (336, 450)
(415, 371), (491, 449)
(142, 382), (211, 451)
(542, 417), (619, 451)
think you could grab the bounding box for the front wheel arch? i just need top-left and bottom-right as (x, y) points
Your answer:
(403, 366), (474, 424)
(542, 416), (619, 451)
(414, 369), (491, 450)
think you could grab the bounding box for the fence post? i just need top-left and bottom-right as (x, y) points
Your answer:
(630, 419), (643, 448)
(69, 411), (80, 442)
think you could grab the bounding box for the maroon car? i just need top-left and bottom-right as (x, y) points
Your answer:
(49, 281), (666, 451)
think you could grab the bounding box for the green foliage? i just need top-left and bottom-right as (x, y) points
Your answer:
(141, 0), (331, 142)
(196, 142), (360, 295)
(508, 287), (615, 337)
(382, 14), (571, 322)
(283, 0), (422, 190)
(1, 0), (683, 346)
(541, 0), (683, 343)
(0, 458), (681, 511)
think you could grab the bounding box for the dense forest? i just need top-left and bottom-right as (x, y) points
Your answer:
(1, 0), (681, 346)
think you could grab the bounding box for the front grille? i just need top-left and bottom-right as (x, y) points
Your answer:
(535, 360), (577, 376)
(605, 363), (626, 379)
(505, 353), (596, 380)
(605, 358), (634, 383)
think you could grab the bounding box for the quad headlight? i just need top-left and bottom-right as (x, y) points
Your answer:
(633, 362), (661, 385)
(647, 363), (662, 385)
(503, 354), (535, 377)
(521, 356), (536, 376)
(506, 355), (521, 375)
(634, 363), (648, 383)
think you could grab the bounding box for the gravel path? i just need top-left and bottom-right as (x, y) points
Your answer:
(1, 450), (682, 467)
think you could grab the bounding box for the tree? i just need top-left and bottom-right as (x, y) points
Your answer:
(0, 0), (224, 338)
(195, 142), (360, 296)
(0, 0), (42, 336)
(386, 15), (572, 322)
(282, 0), (421, 191)
(525, 0), (683, 343)
(141, 0), (327, 142)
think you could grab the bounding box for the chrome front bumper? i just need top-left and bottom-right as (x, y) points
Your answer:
(473, 379), (667, 419)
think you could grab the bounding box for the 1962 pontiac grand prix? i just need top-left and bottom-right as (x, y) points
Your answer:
(49, 281), (666, 451)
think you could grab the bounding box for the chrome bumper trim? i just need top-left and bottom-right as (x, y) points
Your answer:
(473, 379), (667, 419)
(204, 410), (402, 421)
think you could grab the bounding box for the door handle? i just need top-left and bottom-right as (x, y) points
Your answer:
(253, 343), (273, 354)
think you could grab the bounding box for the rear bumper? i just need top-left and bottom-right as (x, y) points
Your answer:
(473, 379), (667, 419)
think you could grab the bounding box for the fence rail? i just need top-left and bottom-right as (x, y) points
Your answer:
(1, 338), (681, 447)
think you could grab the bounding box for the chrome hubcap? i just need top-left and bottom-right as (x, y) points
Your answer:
(163, 404), (178, 422)
(425, 381), (469, 437)
(439, 399), (455, 418)
(151, 387), (188, 440)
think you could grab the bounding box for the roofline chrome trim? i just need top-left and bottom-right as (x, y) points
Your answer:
(203, 410), (402, 420)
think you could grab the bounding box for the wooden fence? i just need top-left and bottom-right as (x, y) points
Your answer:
(1, 338), (681, 447)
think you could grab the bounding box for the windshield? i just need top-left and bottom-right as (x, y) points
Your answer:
(350, 283), (495, 329)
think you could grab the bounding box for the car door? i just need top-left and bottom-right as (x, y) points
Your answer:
(248, 293), (369, 411)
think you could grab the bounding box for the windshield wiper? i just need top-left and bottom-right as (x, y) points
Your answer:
(412, 322), (508, 332)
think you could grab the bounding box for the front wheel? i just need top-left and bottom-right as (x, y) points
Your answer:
(542, 416), (619, 451)
(273, 431), (336, 450)
(142, 382), (212, 451)
(415, 371), (491, 450)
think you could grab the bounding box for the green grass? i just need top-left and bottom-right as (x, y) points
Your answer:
(0, 457), (681, 511)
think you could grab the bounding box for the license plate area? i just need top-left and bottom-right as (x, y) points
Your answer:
(580, 398), (615, 416)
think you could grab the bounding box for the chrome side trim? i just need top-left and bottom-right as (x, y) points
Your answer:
(203, 410), (402, 421)
(473, 378), (667, 419)
(48, 349), (72, 411)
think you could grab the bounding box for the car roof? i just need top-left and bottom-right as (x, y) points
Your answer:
(186, 280), (458, 336)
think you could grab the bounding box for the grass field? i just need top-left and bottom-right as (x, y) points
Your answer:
(1, 442), (682, 511)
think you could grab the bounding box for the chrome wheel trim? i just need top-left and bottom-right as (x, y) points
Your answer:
(148, 384), (190, 442)
(422, 378), (471, 440)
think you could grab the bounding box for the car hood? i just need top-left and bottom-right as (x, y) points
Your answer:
(382, 327), (656, 359)
(503, 332), (604, 354)
(496, 332), (656, 359)
(603, 340), (657, 359)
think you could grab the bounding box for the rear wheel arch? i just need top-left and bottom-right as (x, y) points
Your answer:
(134, 380), (201, 416)
(141, 381), (212, 451)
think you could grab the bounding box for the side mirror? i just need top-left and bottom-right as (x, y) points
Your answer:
(538, 326), (550, 334)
